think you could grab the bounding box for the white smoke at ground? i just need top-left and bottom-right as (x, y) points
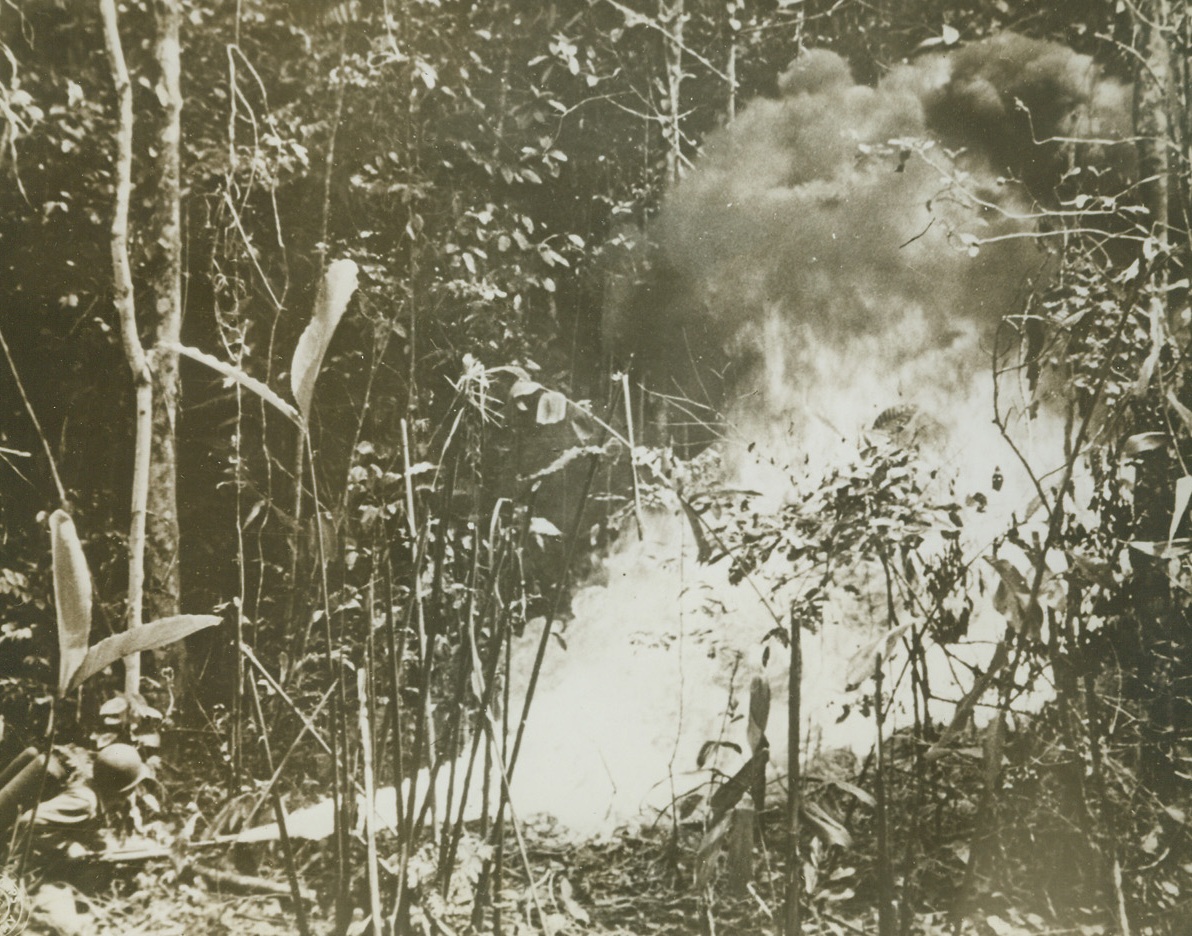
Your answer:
(472, 36), (1129, 838)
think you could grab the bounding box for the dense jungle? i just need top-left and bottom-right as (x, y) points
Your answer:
(1, 1), (1191, 934)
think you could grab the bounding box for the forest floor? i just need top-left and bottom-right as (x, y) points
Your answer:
(17, 815), (1117, 936)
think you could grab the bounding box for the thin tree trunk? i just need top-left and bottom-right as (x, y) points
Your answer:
(1134, 0), (1171, 247)
(661, 0), (685, 186)
(147, 0), (186, 688)
(99, 0), (153, 699)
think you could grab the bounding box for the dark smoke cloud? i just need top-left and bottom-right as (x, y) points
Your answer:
(606, 34), (1132, 437)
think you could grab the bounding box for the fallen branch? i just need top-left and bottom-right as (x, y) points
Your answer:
(192, 863), (316, 902)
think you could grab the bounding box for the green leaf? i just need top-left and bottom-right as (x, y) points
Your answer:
(66, 615), (221, 694)
(291, 259), (359, 421)
(50, 509), (92, 695)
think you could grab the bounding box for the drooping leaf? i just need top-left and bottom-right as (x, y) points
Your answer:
(844, 619), (913, 689)
(1122, 432), (1168, 458)
(291, 259), (359, 421)
(66, 615), (221, 693)
(826, 779), (876, 807)
(529, 516), (563, 538)
(710, 747), (768, 822)
(1166, 391), (1192, 435)
(1064, 549), (1115, 589)
(50, 510), (92, 694)
(926, 640), (1010, 761)
(1128, 539), (1192, 558)
(508, 379), (544, 409)
(170, 343), (301, 426)
(1169, 476), (1192, 549)
(557, 878), (590, 925)
(679, 496), (715, 564)
(696, 739), (742, 769)
(536, 390), (568, 425)
(747, 676), (770, 753)
(986, 557), (1041, 640)
(802, 800), (852, 848)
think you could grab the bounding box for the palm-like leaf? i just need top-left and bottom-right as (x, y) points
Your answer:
(50, 510), (92, 694)
(291, 259), (359, 421)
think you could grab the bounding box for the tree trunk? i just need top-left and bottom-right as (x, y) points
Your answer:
(99, 0), (153, 699)
(147, 0), (186, 690)
(1133, 0), (1171, 246)
(661, 0), (685, 186)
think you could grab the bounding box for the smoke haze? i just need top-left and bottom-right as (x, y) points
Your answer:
(507, 34), (1134, 835)
(606, 33), (1132, 449)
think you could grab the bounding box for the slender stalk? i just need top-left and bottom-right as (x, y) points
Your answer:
(99, 0), (153, 698)
(1081, 613), (1131, 936)
(875, 556), (897, 936)
(233, 370), (246, 788)
(359, 668), (383, 936)
(0, 327), (67, 506)
(784, 603), (802, 936)
(17, 703), (59, 876)
(247, 664), (312, 936)
(621, 373), (644, 538)
(304, 431), (349, 934)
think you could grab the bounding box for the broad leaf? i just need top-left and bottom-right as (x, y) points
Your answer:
(710, 747), (768, 821)
(50, 510), (92, 694)
(509, 378), (544, 406)
(291, 259), (359, 421)
(1122, 432), (1168, 458)
(536, 389), (568, 425)
(826, 779), (876, 807)
(66, 614), (221, 693)
(1169, 476), (1192, 549)
(803, 800), (852, 848)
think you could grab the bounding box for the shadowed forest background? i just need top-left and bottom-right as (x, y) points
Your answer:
(1, 0), (1191, 934)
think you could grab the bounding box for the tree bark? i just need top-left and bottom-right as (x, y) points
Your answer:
(147, 0), (186, 689)
(99, 0), (153, 699)
(661, 0), (685, 186)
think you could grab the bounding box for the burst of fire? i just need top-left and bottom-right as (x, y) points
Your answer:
(509, 35), (1131, 836)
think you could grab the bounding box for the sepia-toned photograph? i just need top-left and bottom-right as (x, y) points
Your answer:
(0, 1), (1187, 933)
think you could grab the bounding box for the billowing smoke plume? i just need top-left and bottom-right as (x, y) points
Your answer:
(499, 36), (1136, 836)
(606, 34), (1132, 452)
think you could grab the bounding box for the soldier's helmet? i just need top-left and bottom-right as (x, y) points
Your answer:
(92, 744), (149, 799)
